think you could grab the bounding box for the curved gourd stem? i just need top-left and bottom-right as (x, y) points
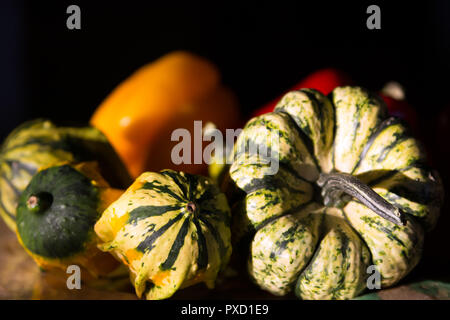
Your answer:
(317, 172), (406, 226)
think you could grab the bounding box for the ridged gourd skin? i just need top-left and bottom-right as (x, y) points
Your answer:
(229, 86), (444, 300)
(16, 162), (124, 279)
(94, 169), (232, 300)
(0, 119), (132, 231)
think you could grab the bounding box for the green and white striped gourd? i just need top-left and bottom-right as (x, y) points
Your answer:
(94, 169), (232, 300)
(229, 86), (444, 300)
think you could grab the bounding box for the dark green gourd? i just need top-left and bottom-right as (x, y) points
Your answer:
(16, 162), (124, 279)
(0, 118), (131, 231)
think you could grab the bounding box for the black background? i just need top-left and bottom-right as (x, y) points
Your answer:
(1, 0), (450, 290)
(1, 1), (449, 140)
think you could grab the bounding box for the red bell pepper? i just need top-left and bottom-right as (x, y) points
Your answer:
(252, 68), (354, 117)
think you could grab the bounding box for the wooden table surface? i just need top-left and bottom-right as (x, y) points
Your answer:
(1, 218), (449, 300)
(0, 219), (284, 300)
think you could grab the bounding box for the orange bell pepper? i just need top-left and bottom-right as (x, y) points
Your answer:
(90, 51), (241, 178)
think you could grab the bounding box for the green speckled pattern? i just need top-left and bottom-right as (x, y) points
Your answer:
(249, 203), (322, 295)
(229, 86), (444, 300)
(275, 89), (335, 173)
(331, 87), (387, 173)
(343, 201), (424, 287)
(296, 208), (371, 299)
